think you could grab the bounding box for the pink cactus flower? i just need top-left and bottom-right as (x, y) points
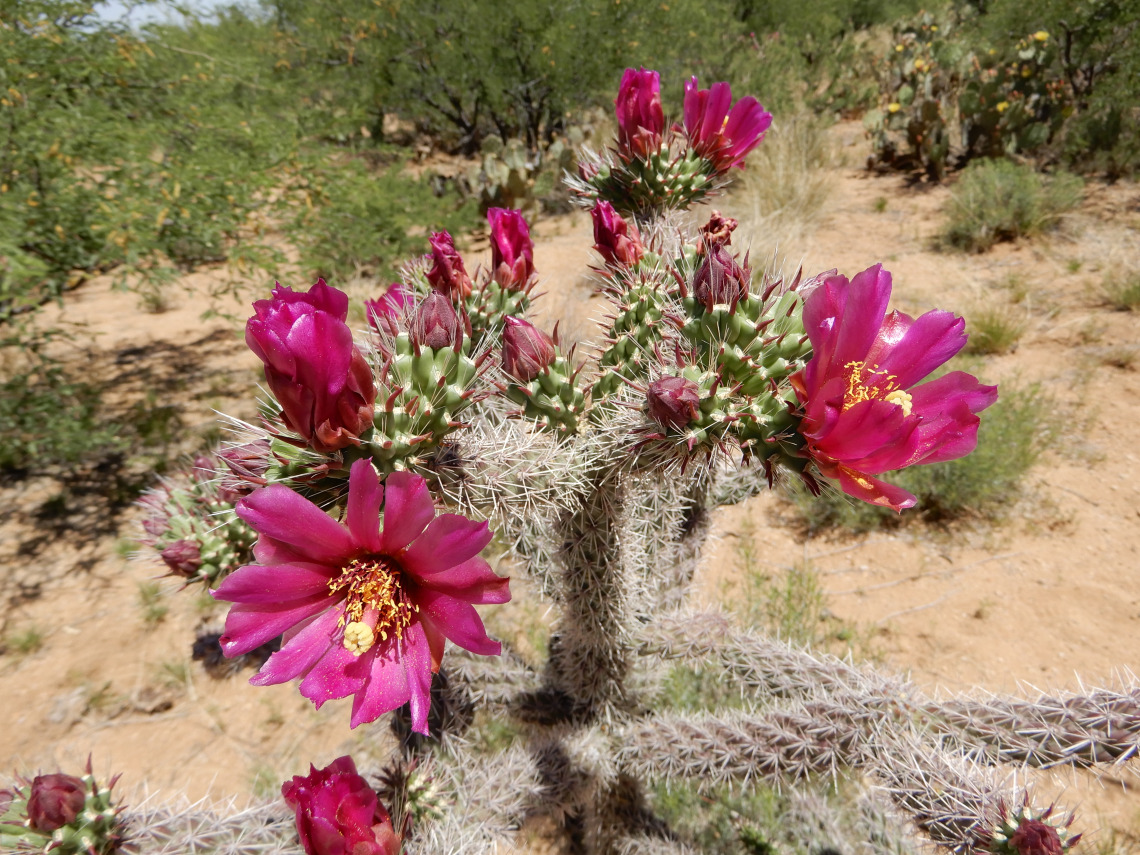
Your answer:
(488, 208), (535, 290)
(425, 231), (473, 299)
(282, 756), (401, 855)
(591, 201), (644, 267)
(683, 77), (772, 174)
(246, 280), (377, 453)
(365, 283), (413, 337)
(789, 264), (998, 511)
(615, 67), (665, 159)
(213, 459), (509, 733)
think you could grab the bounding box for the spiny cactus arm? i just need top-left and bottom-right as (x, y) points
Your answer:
(638, 610), (899, 701)
(444, 647), (542, 709)
(927, 685), (1140, 770)
(123, 796), (294, 855)
(616, 709), (851, 788)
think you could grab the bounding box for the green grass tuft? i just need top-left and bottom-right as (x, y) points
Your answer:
(1100, 273), (1140, 311)
(965, 306), (1027, 355)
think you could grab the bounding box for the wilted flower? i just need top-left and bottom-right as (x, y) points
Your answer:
(1010, 820), (1064, 855)
(591, 201), (644, 267)
(245, 280), (377, 453)
(283, 756), (401, 855)
(411, 290), (462, 351)
(683, 76), (772, 174)
(501, 316), (556, 382)
(692, 244), (750, 310)
(161, 539), (203, 578)
(488, 208), (535, 290)
(365, 283), (414, 337)
(27, 774), (86, 833)
(615, 67), (665, 159)
(214, 460), (510, 733)
(425, 231), (473, 299)
(789, 264), (998, 511)
(647, 376), (701, 429)
(699, 210), (738, 249)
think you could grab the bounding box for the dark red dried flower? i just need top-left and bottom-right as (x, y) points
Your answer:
(647, 377), (702, 429)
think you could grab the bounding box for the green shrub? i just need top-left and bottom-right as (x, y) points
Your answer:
(1100, 273), (1140, 312)
(943, 160), (1082, 252)
(964, 305), (1027, 355)
(788, 381), (1056, 532)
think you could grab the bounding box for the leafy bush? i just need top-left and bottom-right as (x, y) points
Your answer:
(943, 160), (1082, 252)
(787, 380), (1056, 531)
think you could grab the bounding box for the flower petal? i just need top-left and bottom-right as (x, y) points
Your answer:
(220, 596), (330, 657)
(910, 371), (999, 416)
(401, 622), (435, 735)
(299, 635), (368, 707)
(213, 562), (335, 605)
(378, 471), (435, 553)
(251, 607), (342, 686)
(346, 460), (384, 553)
(833, 264), (893, 368)
(238, 485), (357, 564)
(348, 646), (410, 728)
(415, 556), (511, 605)
(415, 588), (501, 656)
(836, 466), (917, 512)
(400, 515), (493, 577)
(868, 310), (967, 388)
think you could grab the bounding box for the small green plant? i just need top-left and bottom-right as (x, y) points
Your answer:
(156, 660), (191, 690)
(1066, 259), (1083, 273)
(999, 273), (1030, 303)
(1099, 347), (1137, 370)
(965, 306), (1027, 355)
(873, 196), (889, 213)
(943, 160), (1082, 252)
(137, 581), (169, 626)
(5, 626), (45, 655)
(1100, 273), (1140, 311)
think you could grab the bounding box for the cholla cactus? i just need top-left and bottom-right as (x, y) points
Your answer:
(123, 66), (1137, 855)
(1, 760), (124, 855)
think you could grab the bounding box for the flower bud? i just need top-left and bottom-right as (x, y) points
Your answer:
(488, 208), (535, 290)
(647, 376), (701, 429)
(411, 290), (462, 351)
(692, 244), (750, 311)
(425, 231), (473, 298)
(615, 67), (664, 159)
(282, 756), (401, 855)
(365, 283), (413, 337)
(501, 316), (556, 382)
(161, 539), (203, 578)
(1010, 820), (1064, 855)
(591, 201), (644, 267)
(27, 774), (86, 833)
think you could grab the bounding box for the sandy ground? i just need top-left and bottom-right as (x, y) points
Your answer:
(1, 122), (1138, 845)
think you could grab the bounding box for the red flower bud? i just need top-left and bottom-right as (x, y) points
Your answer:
(591, 201), (644, 267)
(27, 774), (86, 833)
(282, 756), (400, 855)
(615, 67), (664, 159)
(647, 376), (701, 429)
(425, 231), (473, 298)
(501, 316), (556, 382)
(692, 244), (750, 310)
(488, 208), (535, 291)
(411, 291), (462, 351)
(1010, 820), (1064, 855)
(161, 539), (203, 578)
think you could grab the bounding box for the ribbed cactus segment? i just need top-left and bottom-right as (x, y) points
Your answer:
(591, 279), (669, 408)
(1, 771), (124, 855)
(465, 280), (531, 347)
(503, 353), (585, 436)
(155, 500), (256, 588)
(368, 332), (482, 470)
(572, 145), (715, 218)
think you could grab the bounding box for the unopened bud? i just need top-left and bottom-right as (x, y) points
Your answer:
(1010, 821), (1064, 855)
(425, 231), (473, 298)
(502, 316), (556, 382)
(647, 376), (701, 429)
(488, 208), (535, 291)
(692, 244), (749, 310)
(161, 539), (203, 578)
(592, 200), (644, 267)
(412, 291), (462, 350)
(27, 774), (86, 833)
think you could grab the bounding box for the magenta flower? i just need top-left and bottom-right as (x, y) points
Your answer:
(365, 283), (413, 337)
(425, 231), (473, 299)
(488, 208), (535, 290)
(591, 201), (644, 267)
(789, 264), (998, 511)
(214, 460), (509, 733)
(683, 77), (772, 174)
(615, 67), (665, 159)
(283, 756), (400, 855)
(246, 280), (377, 453)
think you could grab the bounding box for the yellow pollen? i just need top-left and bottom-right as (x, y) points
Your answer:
(843, 361), (910, 414)
(343, 621), (375, 655)
(884, 389), (913, 417)
(328, 557), (418, 655)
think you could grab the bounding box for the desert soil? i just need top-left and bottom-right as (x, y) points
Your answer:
(1, 122), (1138, 846)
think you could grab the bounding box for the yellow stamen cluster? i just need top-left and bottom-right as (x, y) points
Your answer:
(328, 557), (418, 656)
(844, 360), (913, 416)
